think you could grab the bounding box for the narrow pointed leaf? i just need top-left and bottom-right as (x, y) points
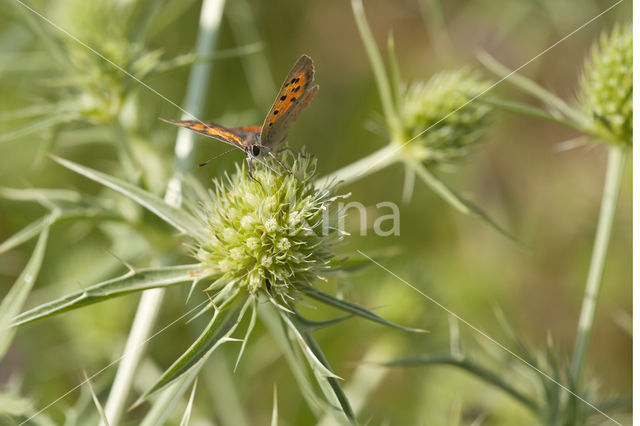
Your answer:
(477, 52), (588, 127)
(82, 371), (110, 426)
(140, 366), (202, 426)
(300, 286), (426, 333)
(179, 379), (197, 426)
(13, 264), (210, 326)
(0, 113), (77, 143)
(410, 161), (521, 244)
(476, 97), (587, 133)
(0, 226), (49, 358)
(279, 311), (355, 424)
(0, 208), (122, 255)
(327, 256), (377, 273)
(138, 297), (249, 402)
(153, 43), (264, 74)
(384, 354), (538, 413)
(0, 216), (50, 255)
(258, 304), (327, 417)
(294, 313), (352, 331)
(0, 187), (111, 208)
(50, 155), (201, 235)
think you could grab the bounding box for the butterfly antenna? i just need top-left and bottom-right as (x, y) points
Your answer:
(198, 148), (237, 167)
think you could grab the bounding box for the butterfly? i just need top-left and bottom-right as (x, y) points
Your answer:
(161, 54), (318, 177)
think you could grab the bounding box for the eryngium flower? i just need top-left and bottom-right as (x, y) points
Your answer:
(400, 68), (493, 164)
(579, 23), (632, 146)
(193, 155), (344, 299)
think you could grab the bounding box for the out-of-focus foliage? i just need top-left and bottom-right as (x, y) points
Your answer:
(0, 0), (631, 425)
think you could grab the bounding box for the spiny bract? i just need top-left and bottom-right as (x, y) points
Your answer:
(579, 23), (632, 146)
(400, 68), (493, 164)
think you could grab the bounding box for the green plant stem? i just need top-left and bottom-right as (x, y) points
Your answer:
(569, 145), (626, 385)
(351, 0), (402, 139)
(101, 1), (226, 424)
(315, 144), (401, 187)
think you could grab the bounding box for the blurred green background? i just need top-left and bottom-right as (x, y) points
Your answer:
(0, 0), (631, 424)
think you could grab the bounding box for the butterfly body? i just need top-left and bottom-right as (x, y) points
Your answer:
(161, 54), (318, 176)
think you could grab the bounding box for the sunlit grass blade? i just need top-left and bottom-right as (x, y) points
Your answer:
(0, 226), (49, 358)
(383, 354), (539, 413)
(136, 297), (250, 405)
(50, 155), (201, 235)
(0, 103), (70, 122)
(300, 286), (426, 333)
(271, 384), (278, 426)
(0, 215), (50, 255)
(82, 371), (110, 426)
(278, 310), (356, 425)
(12, 264), (210, 326)
(351, 0), (401, 138)
(179, 379), (197, 426)
(0, 113), (77, 144)
(409, 161), (520, 244)
(387, 33), (402, 113)
(0, 187), (105, 206)
(0, 207), (122, 255)
(152, 43), (264, 75)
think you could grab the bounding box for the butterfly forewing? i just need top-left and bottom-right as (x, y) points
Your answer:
(159, 118), (245, 148)
(260, 54), (318, 148)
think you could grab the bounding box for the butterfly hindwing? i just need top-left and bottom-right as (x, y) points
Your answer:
(226, 125), (261, 143)
(260, 54), (318, 149)
(159, 118), (245, 148)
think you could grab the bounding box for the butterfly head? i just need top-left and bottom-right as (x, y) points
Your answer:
(249, 144), (262, 157)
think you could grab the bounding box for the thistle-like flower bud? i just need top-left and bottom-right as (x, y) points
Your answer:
(400, 68), (493, 164)
(194, 155), (344, 299)
(579, 23), (632, 146)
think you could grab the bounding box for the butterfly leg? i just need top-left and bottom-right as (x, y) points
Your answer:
(246, 157), (262, 186)
(276, 146), (308, 158)
(268, 151), (292, 174)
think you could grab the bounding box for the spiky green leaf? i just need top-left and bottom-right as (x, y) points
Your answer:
(137, 296), (249, 403)
(300, 286), (426, 333)
(13, 264), (211, 326)
(50, 155), (201, 235)
(0, 226), (49, 358)
(278, 310), (355, 425)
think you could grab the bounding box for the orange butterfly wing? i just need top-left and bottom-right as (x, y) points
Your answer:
(260, 54), (318, 148)
(227, 125), (261, 143)
(159, 118), (245, 148)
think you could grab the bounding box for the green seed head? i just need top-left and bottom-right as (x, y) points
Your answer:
(194, 155), (344, 299)
(400, 68), (493, 164)
(579, 23), (632, 146)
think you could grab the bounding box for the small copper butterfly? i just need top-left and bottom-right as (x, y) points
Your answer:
(161, 54), (318, 176)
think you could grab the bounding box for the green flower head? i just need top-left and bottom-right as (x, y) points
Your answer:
(579, 23), (632, 146)
(400, 68), (493, 164)
(193, 154), (344, 299)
